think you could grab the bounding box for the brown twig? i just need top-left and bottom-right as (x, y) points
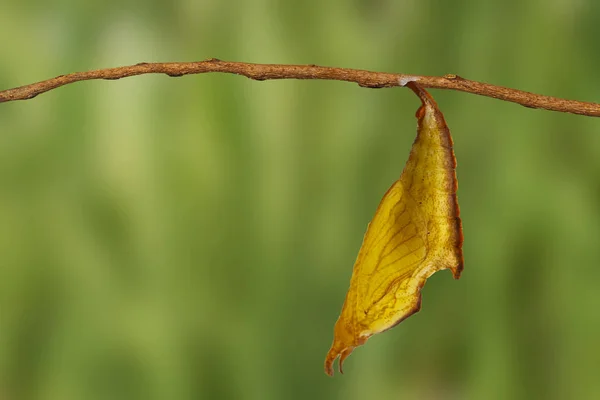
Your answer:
(1, 58), (598, 117)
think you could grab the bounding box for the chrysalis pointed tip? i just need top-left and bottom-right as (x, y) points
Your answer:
(324, 342), (355, 376)
(338, 347), (353, 374)
(324, 362), (335, 377)
(324, 346), (340, 376)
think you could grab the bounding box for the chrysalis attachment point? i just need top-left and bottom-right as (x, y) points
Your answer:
(398, 76), (420, 87)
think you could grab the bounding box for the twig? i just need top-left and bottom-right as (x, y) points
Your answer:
(1, 58), (598, 117)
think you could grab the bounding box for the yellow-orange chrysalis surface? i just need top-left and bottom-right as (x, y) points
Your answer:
(324, 83), (463, 376)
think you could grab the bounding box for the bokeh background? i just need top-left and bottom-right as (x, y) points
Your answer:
(1, 1), (600, 399)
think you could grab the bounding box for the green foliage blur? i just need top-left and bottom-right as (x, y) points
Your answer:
(1, 1), (599, 399)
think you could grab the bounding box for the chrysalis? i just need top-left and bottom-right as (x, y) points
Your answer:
(324, 83), (463, 376)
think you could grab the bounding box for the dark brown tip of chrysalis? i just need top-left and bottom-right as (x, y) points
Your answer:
(324, 346), (339, 377)
(324, 342), (356, 376)
(338, 347), (354, 375)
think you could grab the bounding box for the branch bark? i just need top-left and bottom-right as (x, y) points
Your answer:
(1, 58), (598, 117)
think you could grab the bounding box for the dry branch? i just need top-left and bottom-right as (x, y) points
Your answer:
(1, 58), (599, 117)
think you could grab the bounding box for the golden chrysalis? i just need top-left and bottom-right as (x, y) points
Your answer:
(324, 83), (463, 376)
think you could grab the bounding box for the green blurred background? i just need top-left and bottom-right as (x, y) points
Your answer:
(1, 1), (600, 399)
